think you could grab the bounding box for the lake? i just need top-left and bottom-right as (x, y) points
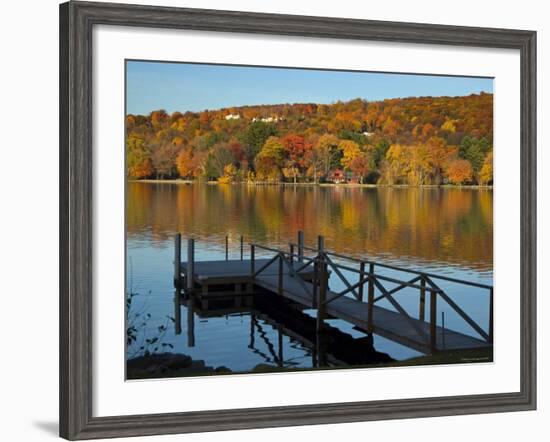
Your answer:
(126, 182), (493, 377)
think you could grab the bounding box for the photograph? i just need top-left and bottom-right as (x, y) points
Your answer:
(0, 0), (543, 440)
(125, 60), (494, 380)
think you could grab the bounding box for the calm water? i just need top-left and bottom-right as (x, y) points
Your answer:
(126, 183), (493, 377)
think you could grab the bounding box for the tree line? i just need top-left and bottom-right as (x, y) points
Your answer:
(126, 93), (493, 185)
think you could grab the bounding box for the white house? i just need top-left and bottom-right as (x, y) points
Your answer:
(225, 114), (241, 120)
(252, 116), (283, 123)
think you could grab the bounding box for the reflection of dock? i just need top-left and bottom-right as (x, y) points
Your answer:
(176, 293), (394, 369)
(174, 231), (493, 355)
(252, 296), (393, 367)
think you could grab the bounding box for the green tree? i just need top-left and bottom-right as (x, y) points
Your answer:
(459, 136), (491, 176)
(373, 138), (390, 167)
(205, 143), (235, 179)
(239, 121), (278, 166)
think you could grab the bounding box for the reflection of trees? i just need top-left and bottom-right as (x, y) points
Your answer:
(375, 188), (493, 266)
(127, 183), (493, 270)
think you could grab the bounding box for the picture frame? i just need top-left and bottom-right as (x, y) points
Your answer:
(59, 1), (537, 439)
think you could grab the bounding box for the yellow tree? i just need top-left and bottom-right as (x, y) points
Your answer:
(338, 140), (361, 171)
(255, 136), (285, 182)
(282, 164), (300, 183)
(218, 164), (238, 184)
(479, 151), (493, 185)
(127, 133), (154, 179)
(383, 144), (409, 184)
(408, 145), (432, 185)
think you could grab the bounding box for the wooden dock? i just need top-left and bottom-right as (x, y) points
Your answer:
(174, 232), (493, 355)
(181, 258), (316, 290)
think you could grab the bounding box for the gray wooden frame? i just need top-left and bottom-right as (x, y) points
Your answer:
(59, 1), (537, 439)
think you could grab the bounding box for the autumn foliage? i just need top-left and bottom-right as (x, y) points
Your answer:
(446, 159), (474, 185)
(126, 93), (493, 185)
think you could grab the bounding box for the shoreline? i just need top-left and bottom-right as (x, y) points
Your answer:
(126, 348), (492, 380)
(127, 179), (493, 190)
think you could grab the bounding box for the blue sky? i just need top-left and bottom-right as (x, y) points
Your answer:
(126, 60), (493, 115)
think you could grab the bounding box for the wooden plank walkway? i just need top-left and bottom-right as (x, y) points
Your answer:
(181, 259), (316, 285)
(255, 274), (489, 354)
(180, 259), (490, 354)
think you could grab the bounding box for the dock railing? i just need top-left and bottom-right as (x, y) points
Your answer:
(249, 243), (318, 300)
(175, 231), (493, 352)
(220, 234), (245, 261)
(249, 232), (493, 351)
(288, 234), (492, 350)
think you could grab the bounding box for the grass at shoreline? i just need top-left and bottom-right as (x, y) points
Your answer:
(127, 179), (493, 189)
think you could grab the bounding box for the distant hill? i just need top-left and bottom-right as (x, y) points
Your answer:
(126, 93), (493, 185)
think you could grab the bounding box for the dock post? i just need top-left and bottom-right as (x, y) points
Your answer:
(441, 311), (446, 349)
(248, 313), (255, 349)
(358, 261), (365, 302)
(187, 238), (195, 294)
(430, 288), (437, 352)
(312, 344), (318, 368)
(278, 325), (283, 367)
(367, 263), (375, 333)
(174, 290), (181, 335)
(174, 233), (181, 288)
(316, 331), (327, 367)
(488, 287), (494, 343)
(249, 244), (255, 295)
(316, 235), (326, 333)
(297, 230), (304, 263)
(419, 276), (426, 321)
(312, 258), (318, 308)
(240, 235), (244, 261)
(278, 254), (284, 296)
(317, 235), (325, 258)
(250, 244), (255, 278)
(289, 243), (294, 265)
(225, 235), (229, 261)
(187, 295), (195, 347)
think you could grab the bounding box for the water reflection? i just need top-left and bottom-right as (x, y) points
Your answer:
(126, 182), (493, 378)
(174, 291), (394, 375)
(127, 183), (493, 272)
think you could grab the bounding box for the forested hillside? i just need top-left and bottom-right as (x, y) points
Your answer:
(126, 93), (493, 185)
